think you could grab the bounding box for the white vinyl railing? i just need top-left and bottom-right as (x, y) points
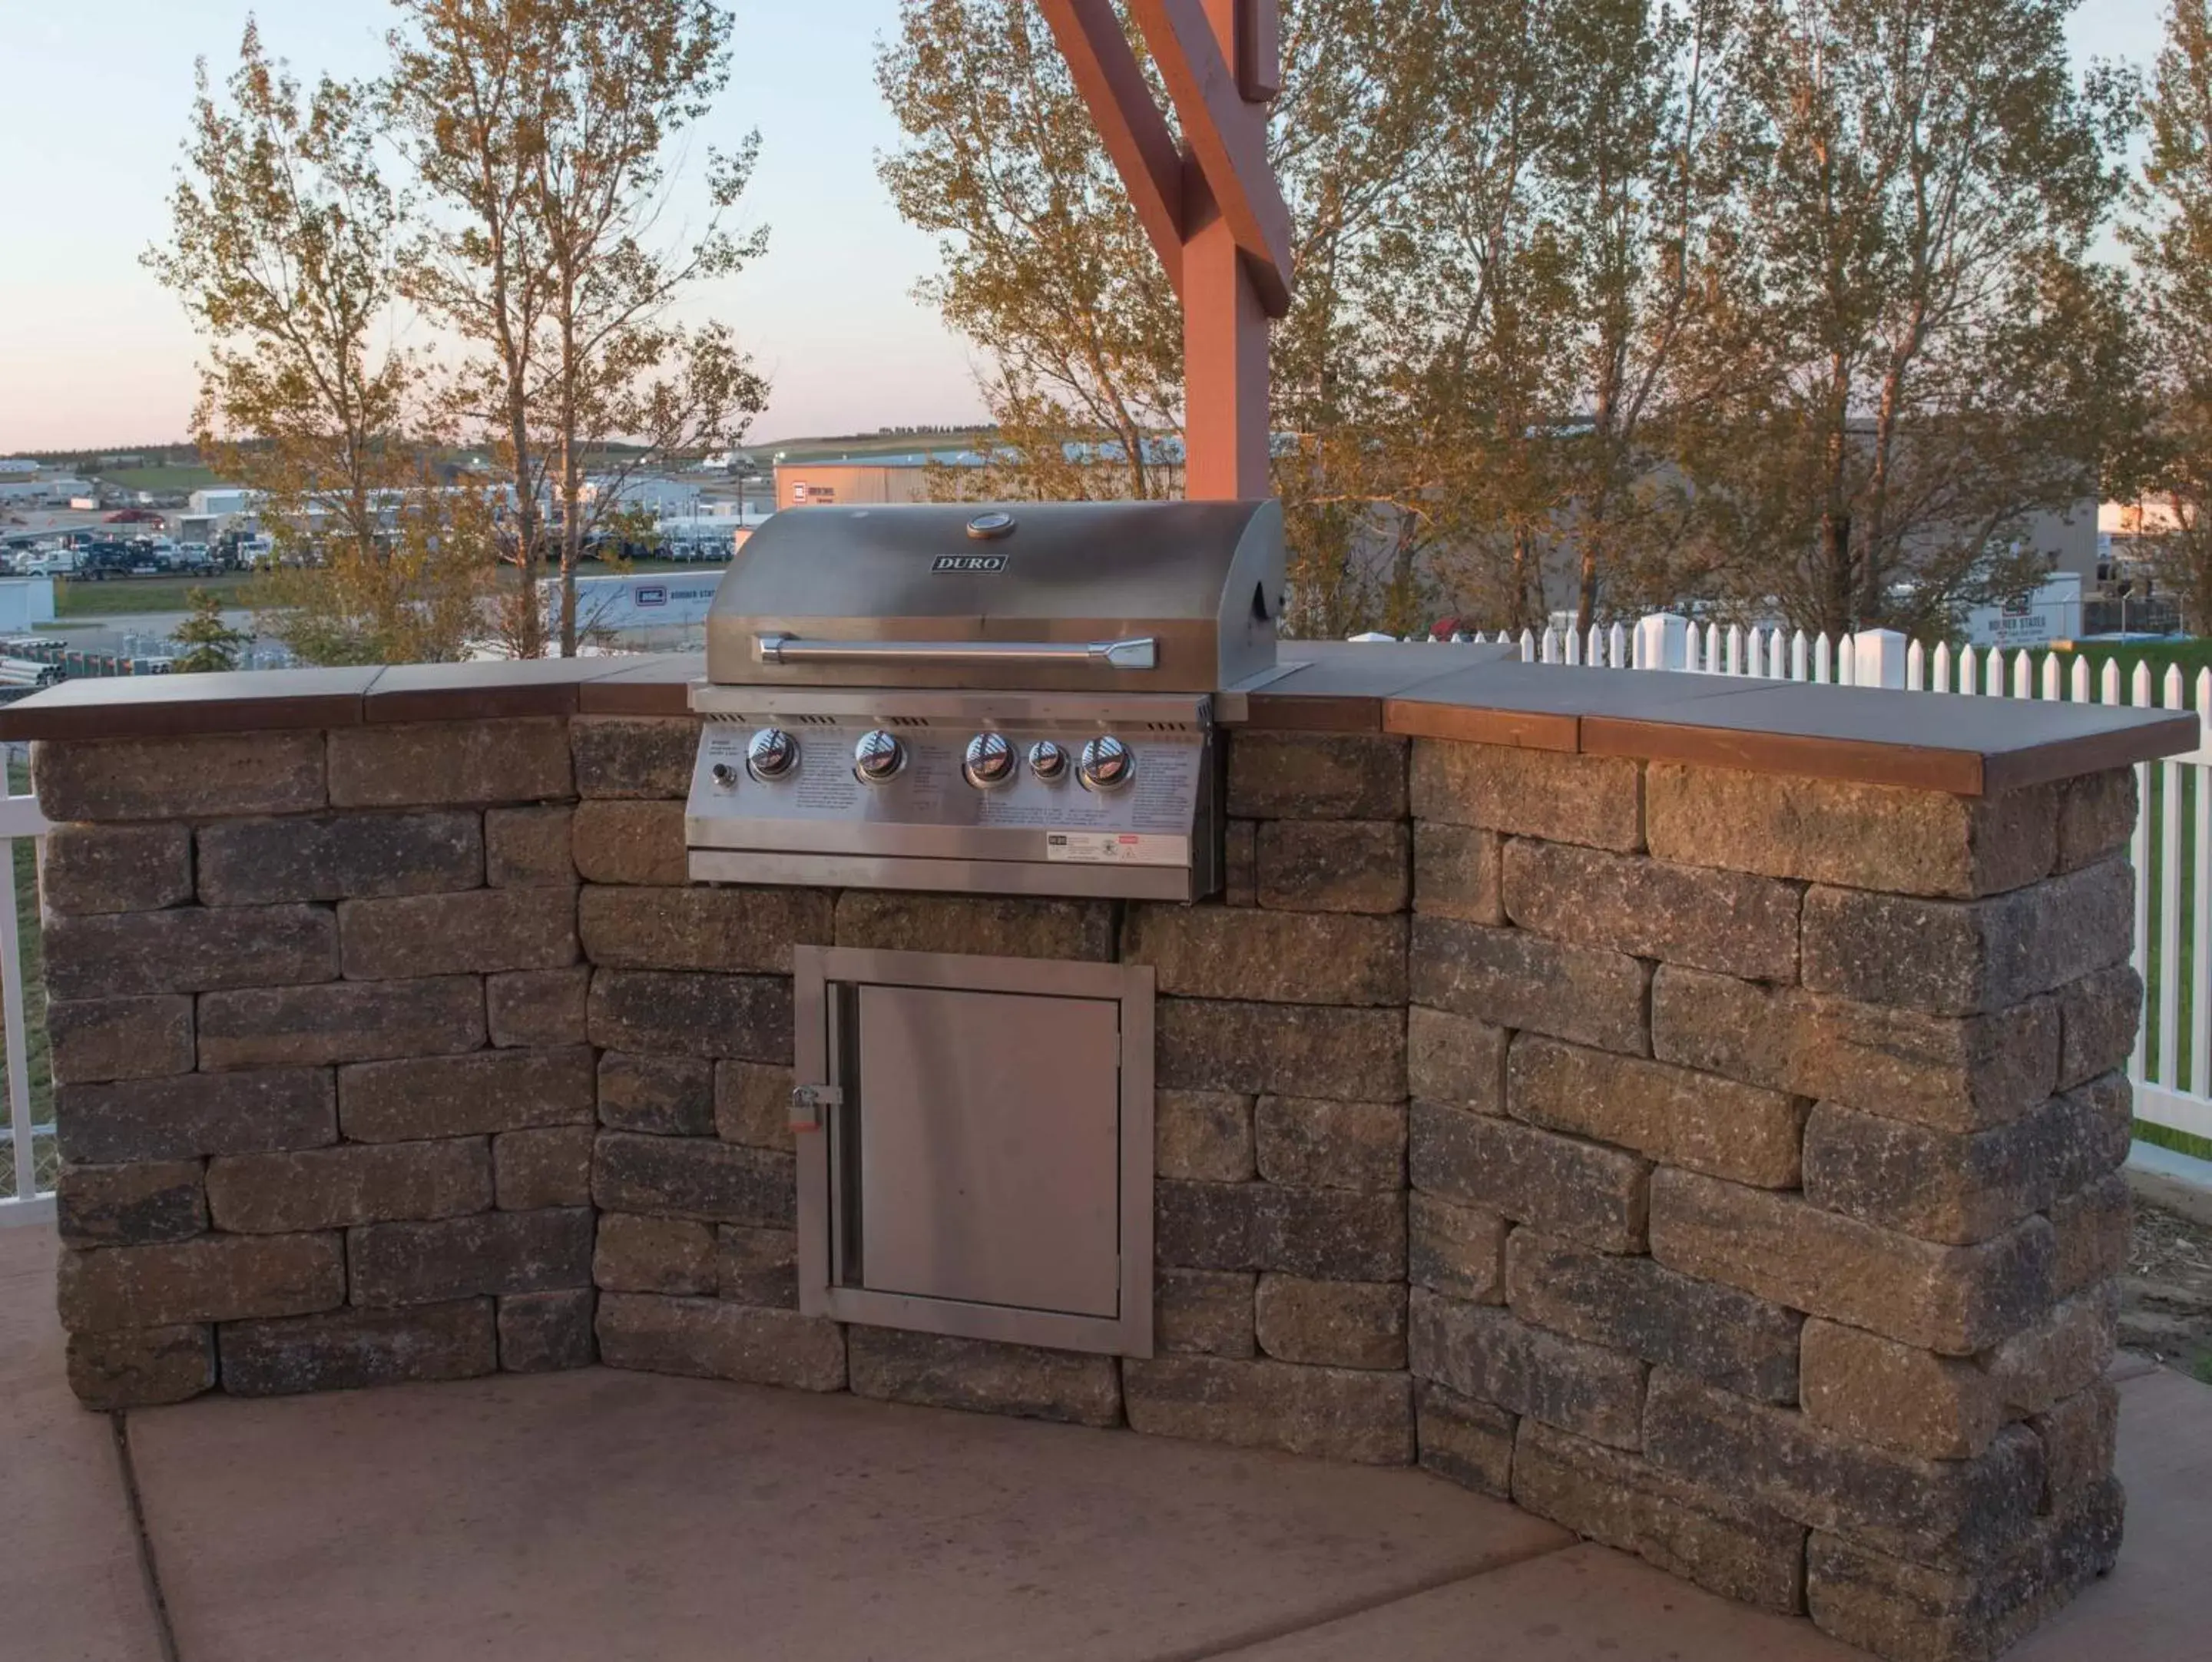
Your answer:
(0, 774), (52, 1222)
(1423, 614), (2212, 1151)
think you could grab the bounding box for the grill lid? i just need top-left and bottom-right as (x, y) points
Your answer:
(705, 498), (1285, 693)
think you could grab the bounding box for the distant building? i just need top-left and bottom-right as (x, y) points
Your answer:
(0, 459), (39, 476)
(580, 475), (700, 518)
(190, 488), (257, 517)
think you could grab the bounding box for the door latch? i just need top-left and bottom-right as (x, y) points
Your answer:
(788, 1083), (844, 1131)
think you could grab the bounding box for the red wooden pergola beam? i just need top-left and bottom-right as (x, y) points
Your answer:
(1038, 0), (1189, 299)
(1127, 0), (1294, 317)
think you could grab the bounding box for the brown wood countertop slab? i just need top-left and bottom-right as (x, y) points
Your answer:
(575, 654), (705, 717)
(0, 666), (384, 742)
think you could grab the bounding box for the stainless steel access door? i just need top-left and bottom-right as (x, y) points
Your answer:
(792, 947), (1155, 1358)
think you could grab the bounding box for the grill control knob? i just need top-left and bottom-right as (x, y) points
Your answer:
(710, 763), (740, 793)
(963, 731), (1015, 787)
(1078, 735), (1134, 792)
(746, 727), (799, 781)
(1028, 740), (1069, 782)
(853, 729), (906, 783)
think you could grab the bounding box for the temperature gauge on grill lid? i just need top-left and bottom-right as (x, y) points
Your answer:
(853, 729), (906, 783)
(746, 727), (799, 781)
(1078, 734), (1134, 791)
(962, 731), (1015, 788)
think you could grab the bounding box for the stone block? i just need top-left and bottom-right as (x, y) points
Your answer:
(1406, 1006), (1507, 1110)
(1804, 1480), (2123, 1661)
(56, 1160), (206, 1248)
(1803, 1081), (2130, 1246)
(1800, 1320), (2001, 1461)
(594, 1293), (846, 1390)
(48, 995), (194, 1085)
(1645, 1369), (2047, 1571)
(495, 1125), (594, 1210)
(592, 1130), (796, 1228)
(485, 805), (575, 888)
(328, 718), (571, 807)
(1226, 731), (1406, 820)
(341, 886), (576, 978)
(486, 966), (589, 1048)
(1255, 1274), (1405, 1369)
(1412, 1101), (1649, 1253)
(835, 891), (1114, 960)
(40, 822), (191, 915)
(1155, 1180), (1263, 1270)
(1412, 741), (1644, 852)
(848, 1328), (1122, 1428)
(2048, 1173), (2130, 1298)
(1256, 819), (1409, 913)
(580, 885), (830, 973)
(571, 715), (698, 798)
(2031, 1379), (2118, 1509)
(1502, 838), (1800, 982)
(339, 1047), (594, 1141)
(600, 1051), (717, 1137)
(1124, 1354), (1414, 1463)
(36, 730), (324, 823)
(1508, 1035), (1805, 1189)
(349, 1208), (592, 1307)
(1646, 763), (2058, 899)
(2056, 964), (2141, 1090)
(717, 1226), (797, 1308)
(220, 1299), (497, 1395)
(1512, 1421), (1807, 1614)
(1649, 1170), (2054, 1356)
(588, 969), (793, 1064)
(1409, 1192), (1506, 1303)
(1416, 1379), (1516, 1498)
(1156, 1268), (1255, 1357)
(1253, 1097), (1403, 1192)
(1222, 819), (1256, 905)
(1153, 1180), (1404, 1280)
(198, 977), (485, 1070)
(498, 1288), (596, 1372)
(714, 1061), (796, 1150)
(207, 1139), (491, 1233)
(1155, 1090), (1253, 1183)
(43, 904), (336, 1000)
(1409, 1290), (1646, 1449)
(1980, 1283), (2118, 1418)
(1412, 822), (1502, 924)
(1505, 1229), (1801, 1403)
(57, 1068), (334, 1164)
(58, 1233), (343, 1333)
(594, 1213), (717, 1295)
(571, 799), (689, 886)
(1124, 906), (1406, 1005)
(1411, 917), (1649, 1056)
(196, 811), (480, 905)
(1157, 998), (1405, 1099)
(1801, 861), (2133, 1016)
(2056, 769), (2136, 872)
(65, 1325), (214, 1409)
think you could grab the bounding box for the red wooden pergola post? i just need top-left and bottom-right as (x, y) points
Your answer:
(1041, 0), (1294, 501)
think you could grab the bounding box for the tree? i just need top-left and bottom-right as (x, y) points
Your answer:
(2128, 0), (2212, 632)
(171, 588), (251, 674)
(387, 0), (769, 656)
(1684, 0), (2144, 638)
(145, 24), (494, 667)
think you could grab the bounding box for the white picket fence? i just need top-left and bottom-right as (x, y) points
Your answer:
(1423, 614), (2211, 1149)
(0, 772), (51, 1223)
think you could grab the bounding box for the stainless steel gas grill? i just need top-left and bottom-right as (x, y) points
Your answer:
(684, 499), (1284, 901)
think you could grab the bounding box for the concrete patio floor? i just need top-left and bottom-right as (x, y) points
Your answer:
(7, 1223), (2207, 1662)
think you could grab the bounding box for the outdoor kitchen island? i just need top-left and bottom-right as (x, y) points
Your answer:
(2, 631), (2194, 1662)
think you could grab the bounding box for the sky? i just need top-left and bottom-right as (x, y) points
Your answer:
(0, 0), (2182, 453)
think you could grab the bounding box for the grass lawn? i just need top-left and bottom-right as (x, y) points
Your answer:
(54, 571), (257, 617)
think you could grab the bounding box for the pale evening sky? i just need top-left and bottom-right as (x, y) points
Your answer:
(0, 0), (2181, 453)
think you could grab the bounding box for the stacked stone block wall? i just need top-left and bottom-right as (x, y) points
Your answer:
(31, 713), (2138, 1662)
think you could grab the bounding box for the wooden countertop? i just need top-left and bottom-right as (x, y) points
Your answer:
(0, 643), (2193, 796)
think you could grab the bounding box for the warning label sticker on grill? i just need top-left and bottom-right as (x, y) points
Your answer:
(1046, 832), (1177, 866)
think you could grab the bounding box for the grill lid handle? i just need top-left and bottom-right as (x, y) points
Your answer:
(754, 634), (1159, 671)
